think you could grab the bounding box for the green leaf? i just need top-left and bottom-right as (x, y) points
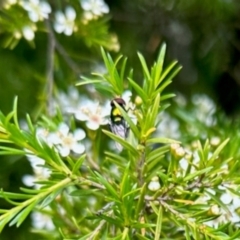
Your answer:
(156, 79), (172, 94)
(102, 129), (139, 155)
(105, 151), (127, 166)
(76, 77), (103, 87)
(70, 189), (99, 197)
(112, 54), (124, 92)
(134, 233), (151, 240)
(147, 145), (169, 163)
(210, 138), (229, 161)
(135, 183), (146, 219)
(205, 190), (230, 213)
(183, 166), (212, 182)
(72, 154), (86, 174)
(94, 171), (119, 200)
(120, 162), (131, 197)
(146, 137), (179, 145)
(148, 93), (160, 128)
(120, 57), (128, 83)
(0, 191), (33, 199)
(0, 146), (26, 155)
(160, 93), (176, 101)
(154, 205), (163, 240)
(137, 52), (151, 82)
(13, 96), (20, 130)
(185, 225), (192, 240)
(11, 201), (36, 227)
(26, 114), (34, 133)
(40, 189), (62, 209)
(159, 60), (178, 82)
(128, 78), (148, 103)
(153, 43), (166, 88)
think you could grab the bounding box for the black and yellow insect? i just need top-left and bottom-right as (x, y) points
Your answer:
(109, 97), (129, 150)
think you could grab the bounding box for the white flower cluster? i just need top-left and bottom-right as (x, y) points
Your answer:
(54, 6), (77, 36)
(22, 0), (51, 22)
(80, 0), (109, 23)
(19, 0), (51, 40)
(55, 87), (110, 130)
(156, 112), (180, 139)
(22, 123), (85, 187)
(192, 94), (216, 126)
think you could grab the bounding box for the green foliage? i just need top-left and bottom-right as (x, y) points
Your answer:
(0, 40), (240, 239)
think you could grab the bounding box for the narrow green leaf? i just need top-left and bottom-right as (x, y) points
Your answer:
(120, 57), (128, 84)
(9, 201), (36, 227)
(76, 77), (103, 86)
(128, 78), (148, 103)
(148, 93), (160, 128)
(154, 43), (166, 88)
(183, 166), (212, 182)
(157, 79), (172, 94)
(146, 137), (179, 145)
(70, 189), (99, 197)
(137, 52), (151, 81)
(102, 129), (139, 155)
(132, 222), (156, 229)
(122, 187), (140, 200)
(105, 151), (128, 163)
(134, 233), (151, 240)
(26, 114), (34, 133)
(5, 111), (14, 125)
(0, 217), (12, 233)
(228, 229), (240, 240)
(94, 171), (119, 200)
(112, 54), (124, 92)
(101, 47), (111, 75)
(0, 146), (26, 155)
(159, 60), (178, 82)
(135, 183), (146, 219)
(160, 93), (176, 101)
(185, 225), (191, 240)
(210, 138), (229, 161)
(206, 190), (229, 213)
(0, 191), (33, 199)
(97, 214), (122, 226)
(147, 145), (169, 163)
(120, 162), (130, 197)
(154, 205), (163, 240)
(16, 202), (36, 227)
(40, 189), (62, 209)
(13, 96), (20, 130)
(72, 154), (86, 174)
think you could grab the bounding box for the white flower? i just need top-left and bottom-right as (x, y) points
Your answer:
(24, 149), (52, 188)
(72, 99), (110, 130)
(54, 6), (76, 35)
(80, 0), (109, 22)
(210, 136), (221, 146)
(22, 25), (35, 41)
(192, 94), (216, 126)
(148, 176), (161, 192)
(156, 112), (180, 139)
(55, 87), (81, 114)
(31, 210), (55, 230)
(22, 0), (51, 22)
(48, 123), (86, 157)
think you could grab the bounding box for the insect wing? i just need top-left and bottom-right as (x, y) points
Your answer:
(109, 122), (129, 151)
